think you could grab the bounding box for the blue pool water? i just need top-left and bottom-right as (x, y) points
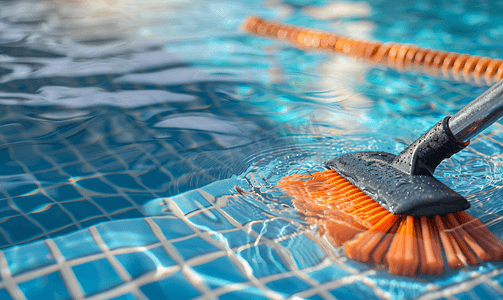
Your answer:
(2, 0), (503, 299)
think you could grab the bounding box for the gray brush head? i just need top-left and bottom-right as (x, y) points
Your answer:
(326, 117), (470, 216)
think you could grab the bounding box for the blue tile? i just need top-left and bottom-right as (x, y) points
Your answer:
(455, 283), (503, 300)
(110, 209), (144, 220)
(251, 218), (299, 239)
(0, 199), (19, 220)
(0, 215), (44, 244)
(192, 256), (247, 289)
(18, 271), (70, 300)
(278, 234), (325, 270)
(139, 271), (200, 299)
(170, 190), (212, 215)
(53, 229), (103, 260)
(187, 209), (236, 232)
(6, 184), (39, 198)
(432, 271), (473, 288)
(198, 177), (244, 197)
(0, 232), (9, 248)
(104, 174), (145, 191)
(30, 204), (74, 231)
(0, 289), (13, 300)
(265, 276), (312, 296)
(171, 237), (220, 260)
(488, 263), (503, 289)
(72, 258), (122, 295)
(62, 200), (103, 222)
(76, 144), (106, 158)
(92, 196), (134, 213)
(80, 216), (110, 228)
(33, 170), (70, 185)
(75, 178), (117, 194)
(476, 261), (503, 274)
(21, 157), (53, 172)
(115, 246), (175, 278)
(236, 245), (288, 278)
(219, 197), (269, 225)
(0, 154), (24, 176)
(62, 163), (95, 177)
(48, 150), (79, 164)
(51, 225), (80, 238)
(329, 281), (380, 300)
(140, 198), (172, 215)
(343, 257), (374, 273)
(46, 184), (83, 201)
(219, 287), (269, 300)
(168, 161), (192, 178)
(129, 193), (156, 206)
(13, 193), (53, 214)
(368, 276), (428, 300)
(109, 293), (137, 300)
(307, 265), (351, 284)
(153, 217), (195, 240)
(96, 219), (159, 249)
(90, 156), (123, 172)
(211, 230), (255, 249)
(138, 168), (171, 190)
(4, 240), (56, 275)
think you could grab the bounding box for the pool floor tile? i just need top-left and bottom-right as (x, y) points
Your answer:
(265, 276), (312, 297)
(171, 236), (221, 261)
(329, 281), (381, 300)
(115, 246), (176, 278)
(53, 229), (103, 260)
(454, 282), (503, 300)
(139, 271), (200, 299)
(306, 265), (351, 285)
(4, 240), (55, 276)
(72, 258), (122, 295)
(192, 256), (247, 289)
(96, 219), (159, 249)
(235, 244), (288, 279)
(18, 271), (70, 300)
(219, 286), (269, 300)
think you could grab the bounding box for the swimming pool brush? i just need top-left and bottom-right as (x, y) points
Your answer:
(278, 79), (503, 276)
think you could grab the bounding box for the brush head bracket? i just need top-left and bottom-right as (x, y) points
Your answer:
(326, 117), (470, 216)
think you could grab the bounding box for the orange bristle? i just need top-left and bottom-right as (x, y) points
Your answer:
(277, 169), (503, 276)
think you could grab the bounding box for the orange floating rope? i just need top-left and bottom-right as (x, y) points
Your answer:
(243, 16), (503, 85)
(277, 169), (503, 276)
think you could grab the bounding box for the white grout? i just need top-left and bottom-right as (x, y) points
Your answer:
(0, 251), (26, 300)
(44, 239), (84, 299)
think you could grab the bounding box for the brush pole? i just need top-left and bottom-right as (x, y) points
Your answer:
(449, 79), (503, 143)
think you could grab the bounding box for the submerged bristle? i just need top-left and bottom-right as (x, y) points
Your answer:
(278, 169), (503, 276)
(419, 216), (444, 274)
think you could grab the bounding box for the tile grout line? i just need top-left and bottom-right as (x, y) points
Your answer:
(199, 192), (322, 299)
(164, 198), (287, 300)
(83, 237), (275, 300)
(0, 251), (26, 300)
(44, 239), (84, 299)
(60, 139), (143, 213)
(88, 226), (148, 300)
(7, 222), (248, 285)
(417, 269), (503, 300)
(208, 190), (392, 299)
(144, 218), (215, 299)
(207, 193), (348, 298)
